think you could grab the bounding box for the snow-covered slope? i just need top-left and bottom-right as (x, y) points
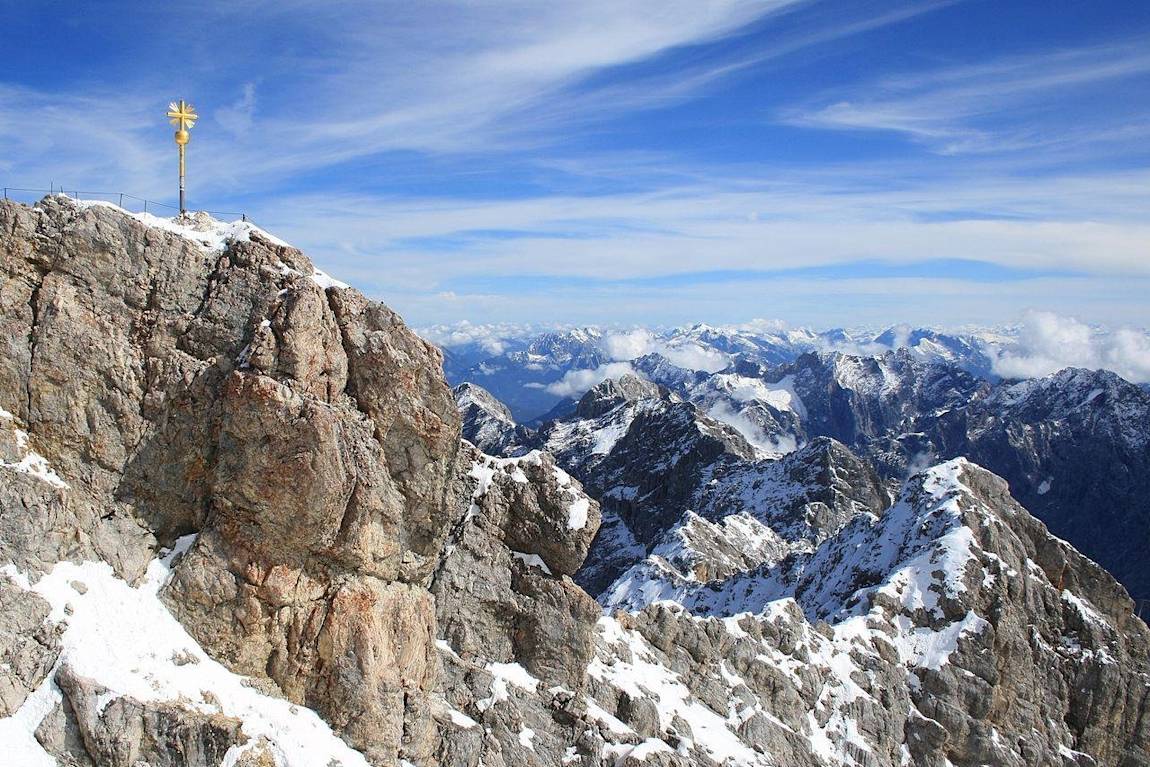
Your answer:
(588, 459), (1150, 766)
(1, 546), (370, 767)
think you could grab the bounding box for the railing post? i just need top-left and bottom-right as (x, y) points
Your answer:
(143, 199), (148, 214)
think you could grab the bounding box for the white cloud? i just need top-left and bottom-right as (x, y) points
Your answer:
(0, 0), (953, 197)
(256, 165), (1150, 298)
(991, 311), (1150, 383)
(544, 362), (639, 397)
(215, 83), (257, 137)
(706, 402), (797, 457)
(660, 343), (731, 373)
(419, 320), (537, 354)
(601, 329), (657, 360)
(600, 329), (730, 372)
(785, 42), (1150, 155)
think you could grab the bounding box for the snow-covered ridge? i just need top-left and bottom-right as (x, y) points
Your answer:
(589, 457), (1140, 766)
(603, 459), (995, 620)
(64, 197), (350, 292)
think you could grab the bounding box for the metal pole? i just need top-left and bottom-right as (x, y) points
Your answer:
(179, 143), (186, 214)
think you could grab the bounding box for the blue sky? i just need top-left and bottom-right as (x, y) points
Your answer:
(2, 0), (1149, 328)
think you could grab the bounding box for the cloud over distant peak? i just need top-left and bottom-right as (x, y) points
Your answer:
(600, 329), (731, 373)
(991, 311), (1150, 383)
(543, 362), (639, 397)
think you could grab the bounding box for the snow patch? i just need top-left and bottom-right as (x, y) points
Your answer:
(1, 556), (371, 766)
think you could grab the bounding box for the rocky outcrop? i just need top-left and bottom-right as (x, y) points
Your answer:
(0, 197), (458, 765)
(48, 664), (247, 767)
(574, 375), (663, 420)
(432, 443), (601, 689)
(0, 579), (60, 718)
(428, 444), (608, 765)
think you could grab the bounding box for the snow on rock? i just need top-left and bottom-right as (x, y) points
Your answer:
(67, 197), (353, 292)
(586, 456), (1144, 766)
(477, 662), (540, 712)
(71, 198), (287, 250)
(590, 616), (771, 766)
(0, 551), (372, 766)
(0, 407), (69, 489)
(0, 674), (59, 767)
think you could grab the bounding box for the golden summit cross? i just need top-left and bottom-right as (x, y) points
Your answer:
(166, 100), (198, 213)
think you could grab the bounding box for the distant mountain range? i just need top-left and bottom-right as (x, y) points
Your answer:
(425, 322), (1008, 423)
(443, 325), (1150, 605)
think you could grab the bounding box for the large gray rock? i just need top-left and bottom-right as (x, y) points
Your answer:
(0, 198), (459, 765)
(433, 443), (601, 689)
(53, 664), (246, 767)
(0, 577), (60, 717)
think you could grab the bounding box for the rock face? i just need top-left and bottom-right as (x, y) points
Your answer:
(2, 196), (1149, 767)
(0, 579), (60, 718)
(50, 664), (247, 767)
(0, 197), (460, 764)
(432, 443), (601, 687)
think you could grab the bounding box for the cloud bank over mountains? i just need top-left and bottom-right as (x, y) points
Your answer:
(991, 311), (1150, 383)
(428, 311), (1150, 407)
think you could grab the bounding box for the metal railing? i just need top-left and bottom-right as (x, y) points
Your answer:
(1, 185), (246, 221)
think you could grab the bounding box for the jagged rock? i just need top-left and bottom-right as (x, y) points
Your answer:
(54, 664), (247, 767)
(0, 577), (61, 717)
(433, 443), (601, 689)
(575, 375), (663, 419)
(455, 382), (534, 455)
(34, 691), (98, 767)
(0, 198), (459, 765)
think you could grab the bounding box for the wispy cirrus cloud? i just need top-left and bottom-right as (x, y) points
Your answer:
(251, 165), (1150, 289)
(1, 0), (961, 196)
(783, 42), (1150, 155)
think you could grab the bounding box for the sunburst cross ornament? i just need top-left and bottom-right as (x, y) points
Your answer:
(166, 99), (198, 213)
